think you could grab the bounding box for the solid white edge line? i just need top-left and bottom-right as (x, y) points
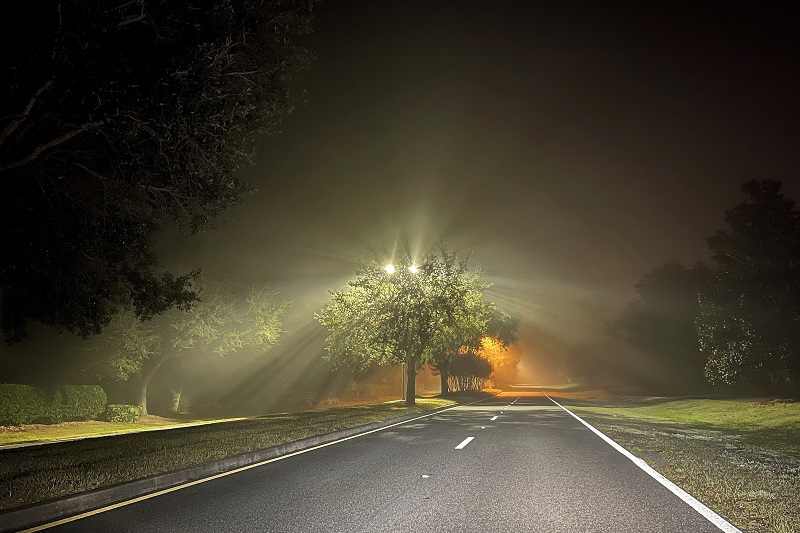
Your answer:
(542, 391), (741, 533)
(455, 436), (475, 449)
(21, 396), (492, 532)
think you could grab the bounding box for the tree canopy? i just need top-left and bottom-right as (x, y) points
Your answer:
(0, 1), (314, 341)
(82, 281), (290, 414)
(698, 179), (800, 389)
(316, 248), (493, 404)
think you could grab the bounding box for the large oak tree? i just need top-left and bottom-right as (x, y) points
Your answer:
(316, 249), (493, 405)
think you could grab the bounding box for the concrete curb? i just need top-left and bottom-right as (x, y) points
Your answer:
(0, 402), (468, 532)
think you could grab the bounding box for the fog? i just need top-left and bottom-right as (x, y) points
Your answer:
(3, 0), (799, 414)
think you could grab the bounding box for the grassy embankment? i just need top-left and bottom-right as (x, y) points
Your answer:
(559, 395), (800, 533)
(0, 398), (454, 512)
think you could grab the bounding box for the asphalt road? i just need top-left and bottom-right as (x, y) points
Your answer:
(44, 391), (723, 532)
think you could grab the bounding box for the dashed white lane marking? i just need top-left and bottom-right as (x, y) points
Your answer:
(20, 396), (496, 532)
(543, 391), (741, 533)
(490, 416), (499, 421)
(455, 437), (475, 450)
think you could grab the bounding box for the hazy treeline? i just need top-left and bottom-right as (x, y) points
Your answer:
(570, 179), (800, 394)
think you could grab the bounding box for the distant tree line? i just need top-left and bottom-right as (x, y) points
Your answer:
(571, 179), (799, 394)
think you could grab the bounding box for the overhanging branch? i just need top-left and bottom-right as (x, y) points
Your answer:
(0, 120), (105, 173)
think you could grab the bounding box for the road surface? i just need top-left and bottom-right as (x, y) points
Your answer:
(41, 391), (725, 532)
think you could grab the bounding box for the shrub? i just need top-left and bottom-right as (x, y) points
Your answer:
(0, 384), (107, 425)
(0, 385), (48, 425)
(104, 404), (143, 423)
(53, 385), (107, 423)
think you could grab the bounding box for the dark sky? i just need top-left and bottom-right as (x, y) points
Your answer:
(159, 0), (800, 379)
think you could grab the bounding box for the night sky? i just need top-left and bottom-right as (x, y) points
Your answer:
(157, 1), (800, 380)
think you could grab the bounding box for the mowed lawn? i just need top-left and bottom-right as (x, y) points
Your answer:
(561, 396), (800, 533)
(0, 398), (454, 512)
(0, 416), (249, 447)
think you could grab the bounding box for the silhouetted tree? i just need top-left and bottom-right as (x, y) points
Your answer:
(0, 1), (314, 341)
(698, 179), (800, 391)
(82, 281), (290, 415)
(316, 248), (490, 405)
(612, 261), (710, 392)
(448, 353), (492, 392)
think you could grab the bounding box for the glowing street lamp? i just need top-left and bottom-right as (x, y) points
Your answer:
(409, 264), (419, 274)
(385, 264), (395, 274)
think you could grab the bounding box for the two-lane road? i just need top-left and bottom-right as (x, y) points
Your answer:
(39, 391), (729, 532)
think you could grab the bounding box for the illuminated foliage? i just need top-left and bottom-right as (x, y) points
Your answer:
(316, 248), (491, 404)
(0, 1), (314, 341)
(83, 281), (290, 414)
(431, 306), (518, 393)
(477, 336), (513, 368)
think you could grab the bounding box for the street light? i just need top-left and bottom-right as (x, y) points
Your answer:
(409, 264), (419, 274)
(385, 264), (395, 274)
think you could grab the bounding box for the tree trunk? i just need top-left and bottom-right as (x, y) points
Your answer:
(440, 371), (449, 395)
(169, 387), (182, 415)
(405, 356), (417, 406)
(136, 376), (151, 416)
(136, 355), (172, 416)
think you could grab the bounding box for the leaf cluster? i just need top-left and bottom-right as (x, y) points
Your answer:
(82, 281), (290, 381)
(316, 248), (493, 371)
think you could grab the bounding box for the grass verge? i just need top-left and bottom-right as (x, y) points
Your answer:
(559, 396), (800, 533)
(0, 398), (453, 512)
(0, 416), (248, 447)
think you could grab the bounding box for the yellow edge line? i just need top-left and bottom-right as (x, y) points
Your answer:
(21, 398), (488, 532)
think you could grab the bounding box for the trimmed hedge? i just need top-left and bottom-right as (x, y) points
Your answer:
(104, 404), (143, 423)
(0, 384), (107, 425)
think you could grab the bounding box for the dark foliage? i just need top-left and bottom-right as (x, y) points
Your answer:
(447, 353), (492, 392)
(0, 1), (314, 341)
(698, 179), (800, 390)
(0, 384), (107, 425)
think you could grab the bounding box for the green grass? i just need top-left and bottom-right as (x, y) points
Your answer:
(561, 396), (800, 533)
(0, 416), (248, 447)
(565, 397), (800, 453)
(0, 398), (453, 512)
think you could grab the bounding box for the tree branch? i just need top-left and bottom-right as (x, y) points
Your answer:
(119, 13), (146, 26)
(0, 120), (105, 173)
(0, 80), (53, 147)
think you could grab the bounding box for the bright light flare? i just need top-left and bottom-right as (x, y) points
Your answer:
(409, 265), (419, 274)
(384, 264), (395, 274)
